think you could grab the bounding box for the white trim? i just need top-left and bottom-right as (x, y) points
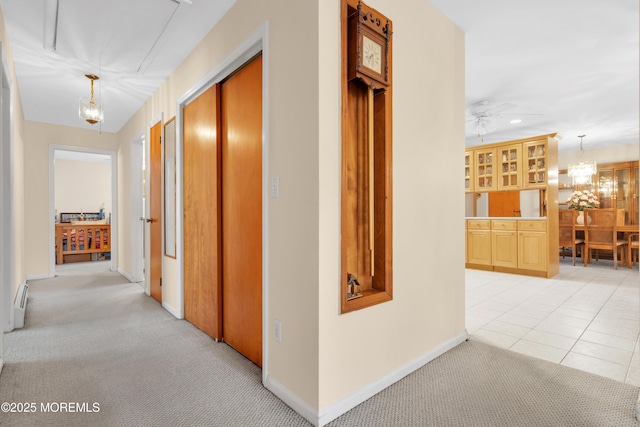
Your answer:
(265, 332), (469, 427)
(162, 301), (181, 319)
(117, 268), (135, 283)
(175, 23), (268, 337)
(25, 274), (52, 281)
(0, 43), (15, 333)
(48, 145), (118, 276)
(130, 131), (145, 283)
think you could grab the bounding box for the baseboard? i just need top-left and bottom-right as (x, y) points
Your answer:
(117, 268), (135, 283)
(162, 301), (182, 319)
(265, 330), (469, 427)
(25, 273), (51, 281)
(264, 375), (319, 426)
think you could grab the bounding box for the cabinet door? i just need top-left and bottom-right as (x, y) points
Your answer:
(467, 229), (491, 265)
(523, 140), (547, 188)
(497, 144), (522, 190)
(492, 230), (517, 267)
(518, 231), (546, 271)
(465, 151), (474, 193)
(475, 148), (496, 191)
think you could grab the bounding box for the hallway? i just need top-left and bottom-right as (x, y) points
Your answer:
(0, 264), (306, 427)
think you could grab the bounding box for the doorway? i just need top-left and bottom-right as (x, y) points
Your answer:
(50, 146), (117, 276)
(130, 132), (146, 284)
(182, 54), (263, 366)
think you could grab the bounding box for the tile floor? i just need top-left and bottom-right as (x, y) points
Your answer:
(466, 257), (640, 386)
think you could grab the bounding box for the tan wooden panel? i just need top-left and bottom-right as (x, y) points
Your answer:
(149, 120), (163, 303)
(491, 220), (517, 231)
(183, 84), (221, 340)
(518, 220), (546, 231)
(492, 230), (518, 267)
(221, 55), (263, 367)
(467, 219), (491, 230)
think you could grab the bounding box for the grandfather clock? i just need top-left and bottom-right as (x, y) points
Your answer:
(341, 0), (393, 313)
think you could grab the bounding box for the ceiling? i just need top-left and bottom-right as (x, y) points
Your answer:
(0, 0), (235, 133)
(0, 0), (638, 153)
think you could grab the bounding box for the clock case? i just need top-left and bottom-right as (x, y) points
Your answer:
(347, 1), (391, 90)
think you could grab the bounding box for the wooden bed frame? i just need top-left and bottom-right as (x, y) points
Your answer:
(55, 212), (111, 264)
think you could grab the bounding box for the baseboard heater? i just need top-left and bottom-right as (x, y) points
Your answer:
(14, 283), (28, 328)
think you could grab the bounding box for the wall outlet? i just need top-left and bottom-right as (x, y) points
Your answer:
(274, 319), (282, 342)
(271, 176), (280, 198)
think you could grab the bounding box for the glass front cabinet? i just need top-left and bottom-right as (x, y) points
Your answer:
(475, 148), (496, 191)
(497, 144), (522, 190)
(523, 140), (547, 189)
(596, 161), (638, 225)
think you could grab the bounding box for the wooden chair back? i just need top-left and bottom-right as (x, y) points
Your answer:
(558, 210), (578, 246)
(584, 208), (627, 269)
(584, 209), (617, 246)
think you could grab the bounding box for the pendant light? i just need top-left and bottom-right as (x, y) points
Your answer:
(567, 135), (596, 185)
(79, 74), (103, 125)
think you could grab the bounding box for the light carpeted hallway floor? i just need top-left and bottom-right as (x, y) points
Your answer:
(1, 263), (639, 426)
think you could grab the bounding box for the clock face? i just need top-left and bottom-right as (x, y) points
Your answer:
(362, 35), (382, 74)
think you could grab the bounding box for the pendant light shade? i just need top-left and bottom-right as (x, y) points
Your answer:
(79, 74), (103, 125)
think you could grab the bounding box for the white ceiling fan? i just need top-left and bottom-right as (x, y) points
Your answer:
(465, 100), (543, 137)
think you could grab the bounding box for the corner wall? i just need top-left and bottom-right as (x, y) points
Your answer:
(318, 0), (466, 419)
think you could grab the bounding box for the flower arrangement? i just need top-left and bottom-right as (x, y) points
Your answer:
(566, 190), (600, 211)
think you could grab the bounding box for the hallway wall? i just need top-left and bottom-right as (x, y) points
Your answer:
(0, 5), (26, 332)
(23, 122), (118, 277)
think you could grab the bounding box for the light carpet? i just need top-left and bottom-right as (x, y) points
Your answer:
(0, 266), (637, 426)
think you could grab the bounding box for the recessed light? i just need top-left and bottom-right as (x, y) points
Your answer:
(510, 119), (522, 124)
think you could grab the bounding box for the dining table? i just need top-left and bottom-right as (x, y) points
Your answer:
(574, 223), (639, 267)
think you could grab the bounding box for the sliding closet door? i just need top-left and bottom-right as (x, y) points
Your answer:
(221, 55), (263, 367)
(183, 84), (221, 340)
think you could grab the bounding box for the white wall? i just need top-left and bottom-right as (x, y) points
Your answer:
(318, 0), (465, 417)
(54, 158), (111, 219)
(559, 143), (639, 169)
(23, 122), (118, 277)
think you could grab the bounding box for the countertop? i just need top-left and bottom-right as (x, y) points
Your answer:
(466, 217), (547, 220)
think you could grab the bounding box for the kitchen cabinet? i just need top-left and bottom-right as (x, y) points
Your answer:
(491, 220), (517, 267)
(465, 151), (474, 193)
(517, 221), (547, 271)
(497, 144), (522, 190)
(466, 218), (554, 277)
(523, 140), (548, 189)
(467, 220), (491, 265)
(474, 149), (496, 191)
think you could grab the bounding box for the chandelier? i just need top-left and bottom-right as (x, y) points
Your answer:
(567, 135), (596, 185)
(79, 74), (103, 125)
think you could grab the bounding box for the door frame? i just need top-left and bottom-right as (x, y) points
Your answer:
(0, 43), (14, 336)
(175, 23), (269, 377)
(48, 145), (118, 277)
(130, 131), (145, 283)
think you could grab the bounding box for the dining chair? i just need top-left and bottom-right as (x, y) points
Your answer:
(583, 208), (627, 269)
(628, 233), (639, 268)
(558, 210), (584, 266)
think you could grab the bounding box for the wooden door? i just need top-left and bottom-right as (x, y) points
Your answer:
(183, 84), (222, 340)
(488, 191), (520, 217)
(221, 55), (263, 367)
(149, 121), (163, 303)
